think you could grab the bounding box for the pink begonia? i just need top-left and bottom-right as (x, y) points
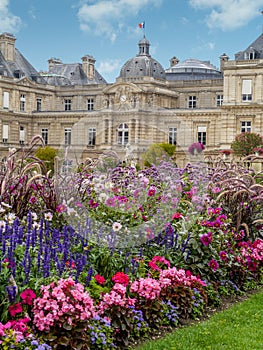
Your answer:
(98, 283), (136, 314)
(159, 267), (206, 288)
(33, 277), (96, 332)
(130, 277), (162, 300)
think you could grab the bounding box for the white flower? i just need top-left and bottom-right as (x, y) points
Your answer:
(104, 181), (114, 190)
(32, 222), (40, 229)
(31, 212), (38, 221)
(44, 212), (53, 221)
(5, 213), (16, 224)
(0, 220), (6, 230)
(98, 193), (108, 202)
(112, 222), (122, 232)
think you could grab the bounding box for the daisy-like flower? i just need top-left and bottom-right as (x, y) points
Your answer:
(44, 212), (53, 221)
(112, 222), (122, 232)
(5, 213), (16, 225)
(0, 220), (6, 230)
(31, 212), (38, 221)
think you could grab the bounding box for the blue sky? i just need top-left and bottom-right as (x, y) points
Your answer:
(1, 0), (263, 83)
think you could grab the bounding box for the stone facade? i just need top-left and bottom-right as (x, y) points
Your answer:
(0, 31), (262, 167)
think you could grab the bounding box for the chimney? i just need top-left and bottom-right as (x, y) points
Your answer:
(82, 55), (96, 80)
(0, 32), (16, 62)
(48, 57), (62, 71)
(170, 56), (179, 67)
(219, 53), (229, 71)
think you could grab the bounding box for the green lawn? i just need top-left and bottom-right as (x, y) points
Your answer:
(135, 290), (263, 350)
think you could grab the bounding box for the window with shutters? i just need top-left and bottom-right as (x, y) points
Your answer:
(242, 80), (252, 101)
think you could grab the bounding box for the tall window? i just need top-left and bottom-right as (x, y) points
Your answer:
(41, 128), (48, 145)
(3, 91), (9, 109)
(242, 80), (252, 101)
(88, 128), (96, 145)
(188, 96), (196, 108)
(87, 98), (94, 111)
(36, 98), (42, 111)
(2, 124), (8, 143)
(20, 94), (25, 111)
(19, 126), (25, 145)
(168, 127), (177, 145)
(241, 121), (251, 133)
(216, 95), (223, 107)
(64, 128), (71, 146)
(64, 99), (71, 111)
(198, 126), (207, 145)
(117, 123), (129, 145)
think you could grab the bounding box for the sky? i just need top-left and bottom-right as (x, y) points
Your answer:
(1, 0), (263, 83)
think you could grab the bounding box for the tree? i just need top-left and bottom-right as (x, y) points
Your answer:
(142, 143), (176, 167)
(35, 146), (58, 175)
(231, 132), (263, 157)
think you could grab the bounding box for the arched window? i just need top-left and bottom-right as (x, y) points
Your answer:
(117, 123), (129, 145)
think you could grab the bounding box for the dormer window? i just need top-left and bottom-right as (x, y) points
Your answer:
(249, 52), (255, 59)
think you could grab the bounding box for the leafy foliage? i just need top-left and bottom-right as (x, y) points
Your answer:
(231, 132), (263, 156)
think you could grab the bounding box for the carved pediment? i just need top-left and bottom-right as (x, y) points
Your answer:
(17, 77), (34, 86)
(103, 82), (142, 96)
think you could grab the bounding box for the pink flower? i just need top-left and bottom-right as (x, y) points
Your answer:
(112, 272), (129, 286)
(149, 256), (170, 271)
(130, 278), (161, 300)
(20, 289), (36, 305)
(208, 259), (219, 271)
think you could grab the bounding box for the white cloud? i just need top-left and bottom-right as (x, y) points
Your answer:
(189, 0), (263, 30)
(0, 0), (22, 33)
(98, 58), (121, 74)
(77, 0), (162, 41)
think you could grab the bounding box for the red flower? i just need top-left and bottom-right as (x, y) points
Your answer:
(94, 274), (106, 285)
(148, 255), (170, 271)
(65, 260), (75, 269)
(20, 289), (36, 305)
(112, 272), (129, 286)
(8, 302), (23, 317)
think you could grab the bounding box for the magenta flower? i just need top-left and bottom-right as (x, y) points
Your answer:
(147, 186), (156, 197)
(200, 232), (212, 246)
(208, 259), (219, 271)
(219, 251), (228, 261)
(105, 197), (117, 207)
(20, 289), (36, 305)
(56, 203), (67, 213)
(8, 303), (23, 317)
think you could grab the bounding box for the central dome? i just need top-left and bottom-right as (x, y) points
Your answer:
(119, 36), (165, 80)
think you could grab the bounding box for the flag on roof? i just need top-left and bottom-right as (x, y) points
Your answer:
(138, 21), (145, 29)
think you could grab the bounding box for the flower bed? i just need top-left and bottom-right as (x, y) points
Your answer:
(0, 146), (262, 349)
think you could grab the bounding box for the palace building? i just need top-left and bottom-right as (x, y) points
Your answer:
(0, 31), (262, 166)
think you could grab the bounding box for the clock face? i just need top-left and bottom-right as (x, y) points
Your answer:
(120, 95), (126, 102)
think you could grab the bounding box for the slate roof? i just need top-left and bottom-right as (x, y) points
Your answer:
(119, 36), (166, 80)
(0, 48), (46, 84)
(43, 62), (107, 86)
(235, 33), (263, 60)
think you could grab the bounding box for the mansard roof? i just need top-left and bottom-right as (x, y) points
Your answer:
(43, 62), (107, 86)
(235, 33), (263, 60)
(0, 48), (46, 84)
